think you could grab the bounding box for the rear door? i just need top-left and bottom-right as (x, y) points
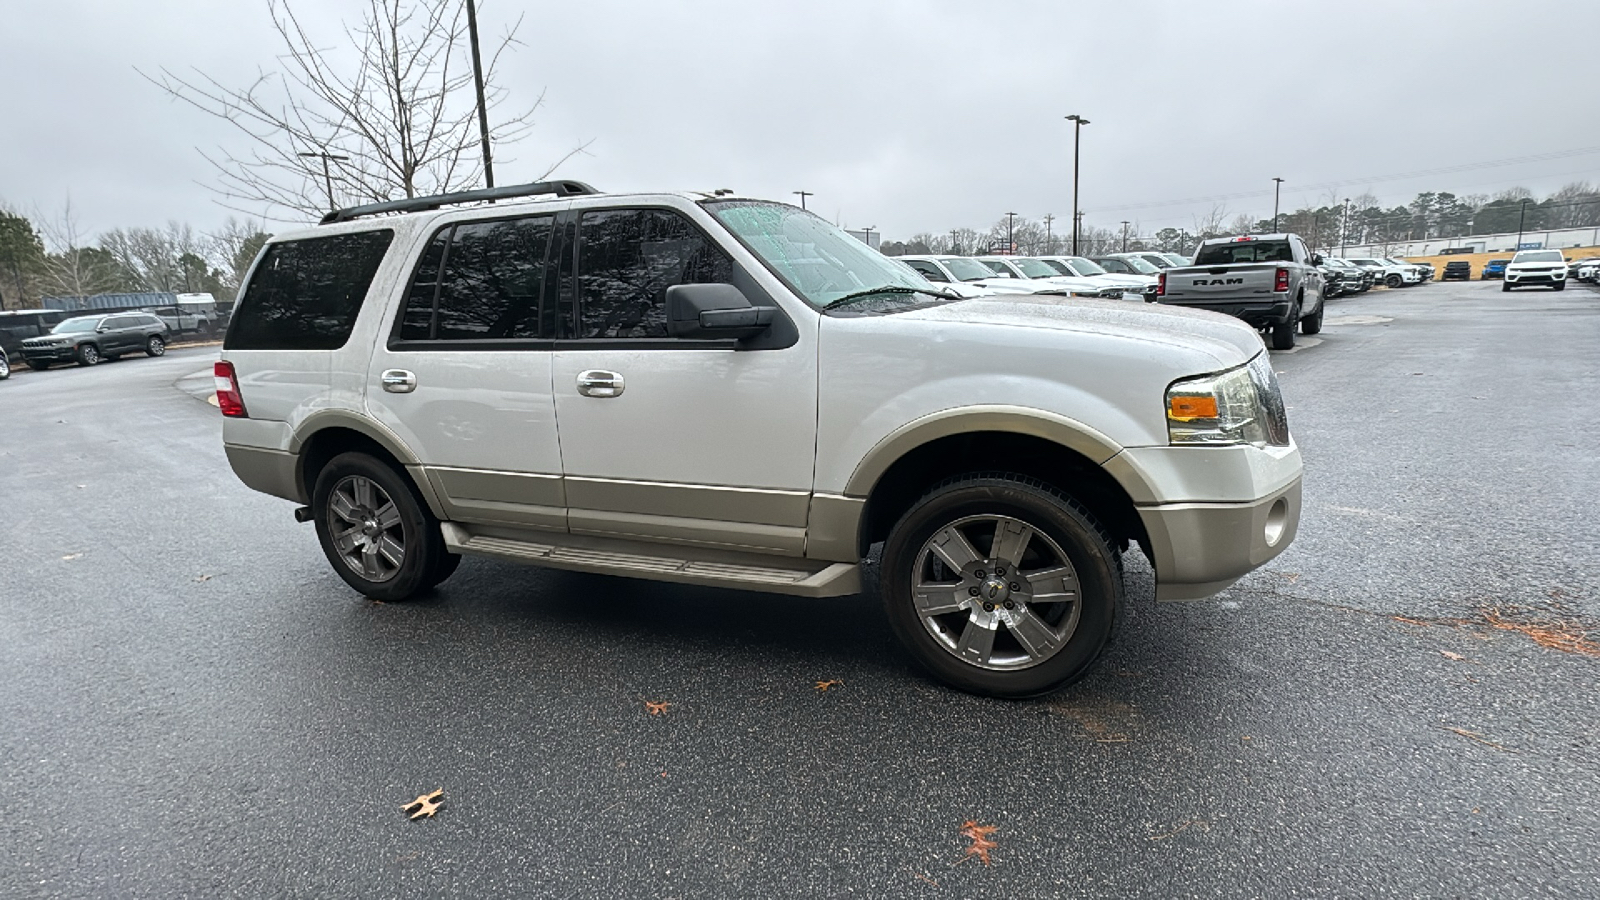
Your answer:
(363, 210), (568, 532)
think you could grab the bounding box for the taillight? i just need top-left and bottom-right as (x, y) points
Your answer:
(1157, 272), (1167, 296)
(1274, 267), (1290, 292)
(214, 361), (248, 418)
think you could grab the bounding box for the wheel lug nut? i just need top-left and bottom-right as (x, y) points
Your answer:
(982, 602), (994, 612)
(994, 566), (1005, 576)
(1003, 600), (1016, 610)
(968, 586), (980, 596)
(1010, 583), (1021, 592)
(974, 569), (985, 579)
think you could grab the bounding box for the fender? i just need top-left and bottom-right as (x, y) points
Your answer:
(843, 405), (1125, 498)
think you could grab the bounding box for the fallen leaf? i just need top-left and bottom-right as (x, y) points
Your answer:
(402, 788), (444, 820)
(957, 820), (998, 866)
(194, 574), (213, 583)
(644, 700), (671, 716)
(906, 867), (939, 886)
(1439, 650), (1465, 661)
(814, 679), (844, 692)
(61, 553), (83, 561)
(1443, 726), (1515, 753)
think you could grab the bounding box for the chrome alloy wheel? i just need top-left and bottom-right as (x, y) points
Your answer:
(327, 475), (406, 582)
(912, 514), (1081, 671)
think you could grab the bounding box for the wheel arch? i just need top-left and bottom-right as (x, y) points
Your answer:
(292, 415), (445, 517)
(846, 410), (1149, 559)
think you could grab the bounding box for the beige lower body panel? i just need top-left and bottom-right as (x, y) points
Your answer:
(1139, 477), (1301, 601)
(443, 522), (861, 597)
(224, 444), (304, 504)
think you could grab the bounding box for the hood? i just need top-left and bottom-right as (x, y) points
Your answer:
(898, 293), (1264, 365)
(1087, 273), (1156, 288)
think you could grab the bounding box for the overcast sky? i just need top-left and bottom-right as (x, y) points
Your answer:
(5, 0), (1599, 244)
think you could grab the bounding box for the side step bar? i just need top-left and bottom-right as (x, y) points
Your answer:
(441, 523), (862, 598)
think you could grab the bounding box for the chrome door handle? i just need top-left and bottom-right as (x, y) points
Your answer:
(576, 369), (625, 398)
(381, 369), (417, 393)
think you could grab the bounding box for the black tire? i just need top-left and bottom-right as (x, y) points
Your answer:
(1299, 301), (1323, 335)
(28, 360), (50, 371)
(880, 474), (1122, 699)
(1502, 282), (1512, 292)
(76, 344), (101, 366)
(1270, 299), (1299, 350)
(0, 353), (9, 380)
(1553, 282), (1565, 292)
(312, 452), (447, 602)
(1385, 274), (1402, 288)
(424, 551), (462, 589)
(145, 335), (166, 357)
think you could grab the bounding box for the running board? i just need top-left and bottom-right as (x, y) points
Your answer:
(441, 523), (862, 597)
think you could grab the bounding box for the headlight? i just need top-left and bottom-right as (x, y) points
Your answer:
(1166, 354), (1289, 446)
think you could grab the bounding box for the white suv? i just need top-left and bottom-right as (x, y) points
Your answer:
(218, 180), (1302, 698)
(1502, 249), (1568, 291)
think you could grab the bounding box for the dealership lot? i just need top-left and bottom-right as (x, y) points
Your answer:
(2, 279), (1597, 897)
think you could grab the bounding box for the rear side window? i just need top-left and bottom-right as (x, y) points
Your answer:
(576, 209), (733, 339)
(226, 230), (393, 350)
(399, 214), (555, 341)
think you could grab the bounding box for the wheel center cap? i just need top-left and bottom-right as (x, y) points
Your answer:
(980, 578), (1010, 603)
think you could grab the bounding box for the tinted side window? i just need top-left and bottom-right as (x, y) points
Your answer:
(906, 260), (947, 281)
(226, 230), (394, 351)
(576, 209), (733, 339)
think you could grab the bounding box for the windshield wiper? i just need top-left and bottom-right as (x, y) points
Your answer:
(822, 285), (961, 310)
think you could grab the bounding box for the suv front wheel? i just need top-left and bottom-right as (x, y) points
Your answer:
(312, 452), (453, 601)
(880, 474), (1122, 698)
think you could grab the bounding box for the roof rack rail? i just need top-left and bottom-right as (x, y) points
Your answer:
(319, 179), (600, 225)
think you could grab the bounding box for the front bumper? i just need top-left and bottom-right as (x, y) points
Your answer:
(1138, 477), (1302, 600)
(1505, 271), (1565, 284)
(20, 344), (78, 361)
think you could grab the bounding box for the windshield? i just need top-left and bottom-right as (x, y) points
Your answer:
(1062, 257), (1108, 276)
(940, 257), (1001, 282)
(1007, 258), (1061, 278)
(706, 201), (938, 310)
(53, 317), (101, 333)
(1135, 254), (1173, 269)
(1488, 259), (1508, 265)
(1512, 250), (1564, 264)
(1114, 256), (1160, 275)
(1162, 253), (1190, 266)
(1195, 240), (1294, 265)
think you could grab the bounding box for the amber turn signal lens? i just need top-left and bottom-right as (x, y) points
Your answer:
(1169, 396), (1218, 420)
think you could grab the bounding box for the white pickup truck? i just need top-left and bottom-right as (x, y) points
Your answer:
(1155, 234), (1326, 350)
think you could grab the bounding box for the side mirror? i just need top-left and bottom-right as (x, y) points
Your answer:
(96, 326), (110, 333)
(1310, 254), (1324, 266)
(666, 283), (775, 340)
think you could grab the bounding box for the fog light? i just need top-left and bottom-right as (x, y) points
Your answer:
(1264, 497), (1288, 546)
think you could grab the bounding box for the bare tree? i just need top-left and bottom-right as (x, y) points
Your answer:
(1191, 203), (1230, 240)
(208, 218), (273, 297)
(35, 200), (124, 300)
(146, 0), (584, 221)
(101, 222), (206, 293)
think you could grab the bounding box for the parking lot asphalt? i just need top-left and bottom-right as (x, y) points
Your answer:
(2, 281), (1597, 898)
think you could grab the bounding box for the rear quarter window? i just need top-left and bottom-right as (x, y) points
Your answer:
(226, 230), (394, 350)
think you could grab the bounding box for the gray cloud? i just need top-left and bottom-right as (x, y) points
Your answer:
(4, 0), (1598, 242)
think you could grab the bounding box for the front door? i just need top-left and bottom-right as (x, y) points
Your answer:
(548, 204), (818, 557)
(364, 210), (568, 532)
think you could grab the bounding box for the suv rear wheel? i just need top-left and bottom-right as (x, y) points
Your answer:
(145, 335), (166, 357)
(880, 474), (1121, 698)
(312, 452), (452, 601)
(0, 353), (9, 380)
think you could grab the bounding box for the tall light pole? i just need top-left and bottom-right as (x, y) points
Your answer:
(1005, 211), (1018, 253)
(298, 150), (349, 213)
(1272, 177), (1284, 232)
(1120, 220), (1131, 252)
(861, 225), (875, 249)
(465, 0), (494, 190)
(1341, 198), (1351, 256)
(793, 190), (813, 211)
(1066, 114), (1090, 254)
(949, 229), (959, 254)
(1043, 213), (1055, 254)
(1515, 199), (1529, 251)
